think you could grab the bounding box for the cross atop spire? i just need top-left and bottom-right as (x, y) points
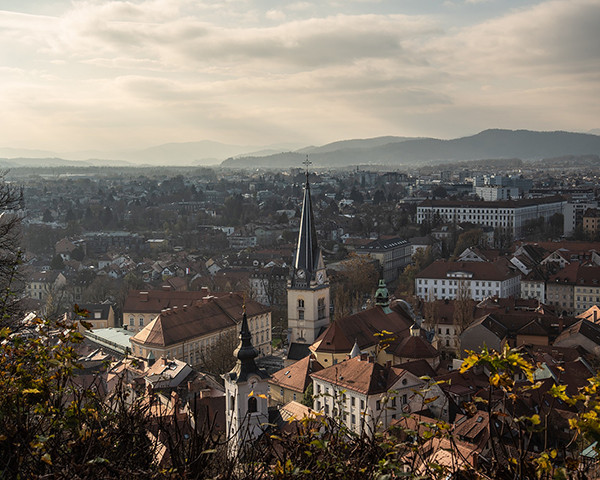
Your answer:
(303, 155), (312, 183)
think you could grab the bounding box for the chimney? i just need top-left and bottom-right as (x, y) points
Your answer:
(558, 317), (564, 333)
(161, 357), (168, 366)
(201, 286), (209, 296)
(140, 291), (149, 302)
(162, 285), (172, 291)
(385, 360), (392, 369)
(368, 355), (374, 363)
(360, 352), (368, 362)
(595, 309), (598, 323)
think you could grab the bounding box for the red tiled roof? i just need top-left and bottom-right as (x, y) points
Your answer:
(311, 305), (413, 354)
(269, 355), (323, 393)
(387, 335), (439, 360)
(311, 355), (408, 395)
(124, 289), (211, 314)
(131, 293), (268, 348)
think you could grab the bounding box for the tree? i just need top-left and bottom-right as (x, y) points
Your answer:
(198, 329), (239, 376)
(50, 254), (65, 270)
(0, 177), (24, 326)
(452, 228), (483, 258)
(452, 280), (474, 356)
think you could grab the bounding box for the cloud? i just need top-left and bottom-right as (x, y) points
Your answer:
(0, 0), (598, 150)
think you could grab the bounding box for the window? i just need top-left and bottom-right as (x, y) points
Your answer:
(139, 318), (144, 326)
(376, 400), (381, 411)
(360, 399), (365, 410)
(298, 299), (305, 308)
(402, 394), (407, 405)
(351, 397), (355, 407)
(230, 395), (235, 411)
(248, 396), (257, 413)
(318, 298), (326, 320)
(129, 317), (134, 326)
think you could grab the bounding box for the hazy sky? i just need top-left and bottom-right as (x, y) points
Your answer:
(1, 0), (598, 153)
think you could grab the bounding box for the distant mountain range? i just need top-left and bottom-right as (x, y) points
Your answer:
(2, 129), (600, 168)
(222, 129), (600, 168)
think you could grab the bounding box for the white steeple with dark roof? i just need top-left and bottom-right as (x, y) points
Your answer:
(287, 159), (330, 347)
(223, 307), (270, 456)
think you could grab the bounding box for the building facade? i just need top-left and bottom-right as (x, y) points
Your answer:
(355, 237), (412, 283)
(416, 197), (565, 239)
(415, 260), (521, 301)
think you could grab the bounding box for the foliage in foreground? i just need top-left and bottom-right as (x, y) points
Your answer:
(2, 319), (600, 479)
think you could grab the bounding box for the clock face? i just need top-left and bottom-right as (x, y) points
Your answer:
(317, 271), (324, 284)
(296, 269), (305, 279)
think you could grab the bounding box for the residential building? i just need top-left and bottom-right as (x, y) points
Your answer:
(563, 201), (598, 237)
(573, 264), (600, 314)
(249, 265), (288, 308)
(546, 262), (579, 316)
(583, 208), (600, 238)
(311, 354), (447, 436)
(75, 302), (116, 329)
(268, 354), (323, 406)
(25, 270), (67, 302)
(474, 186), (519, 201)
(415, 260), (520, 301)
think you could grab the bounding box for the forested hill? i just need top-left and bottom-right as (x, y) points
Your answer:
(221, 129), (600, 168)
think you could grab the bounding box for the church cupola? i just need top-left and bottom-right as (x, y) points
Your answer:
(375, 279), (391, 313)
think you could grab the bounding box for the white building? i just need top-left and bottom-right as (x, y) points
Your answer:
(475, 186), (519, 201)
(415, 260), (521, 301)
(563, 201), (598, 237)
(416, 197), (565, 239)
(310, 354), (447, 436)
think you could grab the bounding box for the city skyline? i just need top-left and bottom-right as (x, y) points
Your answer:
(0, 0), (598, 156)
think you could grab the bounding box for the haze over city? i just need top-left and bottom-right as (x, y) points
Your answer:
(1, 0), (599, 159)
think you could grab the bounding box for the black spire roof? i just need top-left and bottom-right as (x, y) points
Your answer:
(292, 169), (321, 287)
(228, 309), (269, 383)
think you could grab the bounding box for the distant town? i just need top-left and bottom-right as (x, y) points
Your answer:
(4, 157), (600, 477)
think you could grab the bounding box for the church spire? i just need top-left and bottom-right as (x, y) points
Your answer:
(230, 306), (261, 383)
(293, 156), (320, 287)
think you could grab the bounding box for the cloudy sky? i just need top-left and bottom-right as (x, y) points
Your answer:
(0, 0), (598, 154)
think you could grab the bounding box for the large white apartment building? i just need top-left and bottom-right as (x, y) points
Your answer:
(416, 196), (565, 239)
(415, 260), (521, 301)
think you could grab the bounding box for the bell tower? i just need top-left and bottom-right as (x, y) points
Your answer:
(287, 159), (330, 346)
(223, 307), (270, 456)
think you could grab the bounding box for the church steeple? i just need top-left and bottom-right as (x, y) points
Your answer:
(287, 157), (330, 348)
(292, 158), (323, 288)
(223, 305), (269, 455)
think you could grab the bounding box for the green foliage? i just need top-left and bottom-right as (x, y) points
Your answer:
(0, 317), (153, 478)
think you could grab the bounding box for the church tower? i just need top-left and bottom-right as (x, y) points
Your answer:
(223, 307), (270, 456)
(287, 163), (330, 345)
